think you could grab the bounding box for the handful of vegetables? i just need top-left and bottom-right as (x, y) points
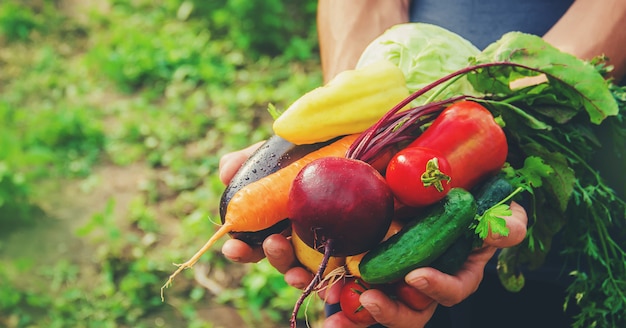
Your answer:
(163, 23), (626, 328)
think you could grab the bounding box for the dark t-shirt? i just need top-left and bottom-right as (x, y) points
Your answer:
(409, 0), (574, 50)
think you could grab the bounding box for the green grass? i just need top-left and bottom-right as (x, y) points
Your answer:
(0, 0), (323, 327)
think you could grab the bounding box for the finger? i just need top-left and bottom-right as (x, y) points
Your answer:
(221, 238), (265, 263)
(483, 201), (528, 248)
(263, 234), (298, 274)
(405, 246), (497, 307)
(360, 289), (437, 328)
(317, 277), (345, 305)
(218, 141), (265, 185)
(323, 311), (365, 328)
(284, 266), (314, 290)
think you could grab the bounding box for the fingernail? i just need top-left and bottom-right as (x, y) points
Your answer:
(292, 281), (307, 289)
(491, 233), (504, 241)
(264, 240), (283, 258)
(221, 246), (241, 262)
(362, 302), (381, 316)
(406, 274), (429, 289)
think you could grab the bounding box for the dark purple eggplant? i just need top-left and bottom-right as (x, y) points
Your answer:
(219, 135), (333, 245)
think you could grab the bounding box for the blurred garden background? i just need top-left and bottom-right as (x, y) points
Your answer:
(0, 0), (324, 327)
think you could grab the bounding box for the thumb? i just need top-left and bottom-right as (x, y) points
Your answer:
(360, 289), (436, 328)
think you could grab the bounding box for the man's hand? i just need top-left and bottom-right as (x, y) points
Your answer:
(321, 202), (528, 328)
(218, 141), (265, 185)
(218, 145), (528, 328)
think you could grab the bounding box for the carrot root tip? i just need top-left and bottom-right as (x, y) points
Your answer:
(160, 261), (196, 302)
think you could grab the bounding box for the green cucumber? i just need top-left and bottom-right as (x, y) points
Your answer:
(473, 175), (515, 216)
(427, 231), (475, 275)
(429, 175), (514, 274)
(359, 188), (477, 284)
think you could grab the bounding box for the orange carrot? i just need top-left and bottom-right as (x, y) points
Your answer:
(161, 134), (359, 299)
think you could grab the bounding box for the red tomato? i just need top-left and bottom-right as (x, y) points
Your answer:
(408, 100), (508, 190)
(386, 146), (453, 207)
(339, 278), (378, 326)
(393, 281), (434, 311)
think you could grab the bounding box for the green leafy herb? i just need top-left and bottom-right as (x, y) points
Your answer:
(504, 156), (553, 191)
(474, 204), (511, 240)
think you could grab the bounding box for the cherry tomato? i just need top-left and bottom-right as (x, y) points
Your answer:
(386, 146), (453, 207)
(339, 278), (378, 326)
(392, 281), (434, 311)
(408, 100), (508, 190)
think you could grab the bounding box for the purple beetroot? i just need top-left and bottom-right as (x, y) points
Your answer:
(287, 156), (394, 327)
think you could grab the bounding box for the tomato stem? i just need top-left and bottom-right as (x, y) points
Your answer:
(421, 158), (451, 192)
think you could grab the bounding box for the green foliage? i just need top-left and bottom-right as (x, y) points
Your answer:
(467, 50), (626, 326)
(1, 235), (165, 328)
(218, 260), (323, 324)
(0, 99), (106, 226)
(87, 15), (237, 92)
(0, 0), (321, 327)
(86, 0), (319, 92)
(178, 0), (318, 59)
(0, 126), (33, 223)
(474, 32), (618, 124)
(0, 160), (33, 229)
(0, 1), (39, 41)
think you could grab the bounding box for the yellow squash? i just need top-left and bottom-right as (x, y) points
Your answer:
(273, 60), (409, 145)
(292, 231), (345, 278)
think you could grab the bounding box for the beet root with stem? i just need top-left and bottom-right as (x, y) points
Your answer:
(287, 157), (394, 327)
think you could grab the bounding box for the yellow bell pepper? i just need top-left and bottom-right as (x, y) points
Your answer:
(273, 60), (409, 145)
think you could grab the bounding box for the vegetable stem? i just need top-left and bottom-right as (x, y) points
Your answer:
(290, 239), (334, 328)
(421, 158), (451, 192)
(589, 204), (626, 303)
(480, 99), (552, 130)
(422, 74), (466, 104)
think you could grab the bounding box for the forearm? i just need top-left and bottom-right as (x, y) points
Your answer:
(317, 0), (410, 83)
(543, 0), (626, 80)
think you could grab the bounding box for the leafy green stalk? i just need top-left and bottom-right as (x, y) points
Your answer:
(473, 186), (524, 239)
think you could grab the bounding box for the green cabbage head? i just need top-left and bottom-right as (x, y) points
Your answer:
(357, 23), (480, 103)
